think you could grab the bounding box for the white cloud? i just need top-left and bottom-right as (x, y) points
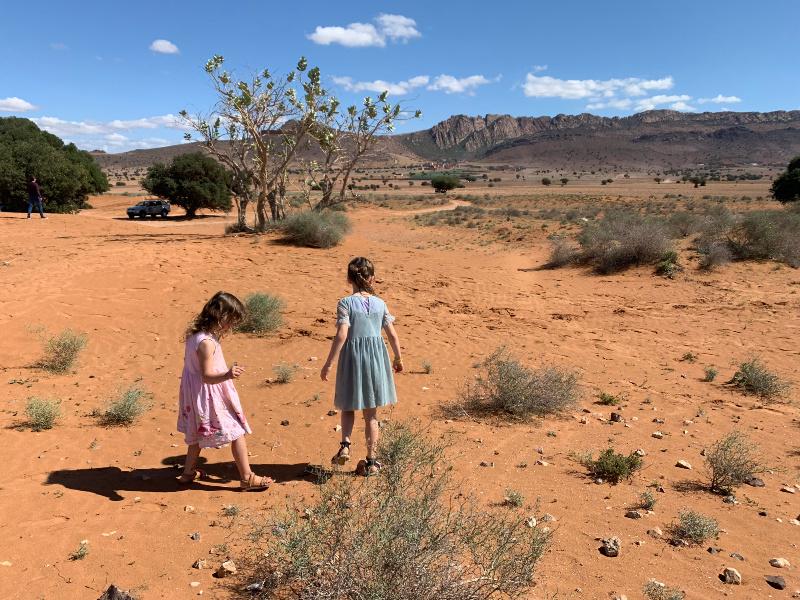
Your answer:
(428, 74), (492, 95)
(523, 74), (673, 99)
(332, 75), (429, 95)
(531, 64), (548, 72)
(697, 94), (742, 104)
(669, 101), (696, 111)
(633, 94), (693, 111)
(586, 98), (633, 111)
(0, 97), (37, 112)
(308, 14), (420, 47)
(149, 39), (179, 54)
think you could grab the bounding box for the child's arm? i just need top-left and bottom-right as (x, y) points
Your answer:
(320, 324), (348, 381)
(383, 321), (403, 373)
(197, 339), (243, 384)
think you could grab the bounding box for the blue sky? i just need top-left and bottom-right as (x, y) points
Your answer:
(1, 0), (797, 152)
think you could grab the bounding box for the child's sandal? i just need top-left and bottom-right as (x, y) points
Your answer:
(240, 473), (272, 492)
(331, 441), (351, 466)
(356, 458), (383, 477)
(177, 469), (206, 485)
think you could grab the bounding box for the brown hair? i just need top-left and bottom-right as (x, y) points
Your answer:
(185, 291), (246, 340)
(347, 257), (375, 294)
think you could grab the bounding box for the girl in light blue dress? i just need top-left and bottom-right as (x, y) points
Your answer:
(321, 257), (403, 475)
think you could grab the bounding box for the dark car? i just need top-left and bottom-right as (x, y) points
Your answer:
(127, 199), (170, 218)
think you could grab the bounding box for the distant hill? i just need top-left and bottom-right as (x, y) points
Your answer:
(93, 110), (800, 171)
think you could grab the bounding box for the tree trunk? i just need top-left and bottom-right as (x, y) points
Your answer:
(255, 191), (269, 232)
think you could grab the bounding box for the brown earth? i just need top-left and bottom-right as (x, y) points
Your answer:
(0, 181), (798, 599)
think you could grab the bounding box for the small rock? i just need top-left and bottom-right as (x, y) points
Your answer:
(790, 519), (800, 526)
(721, 567), (742, 585)
(535, 459), (549, 466)
(625, 510), (642, 519)
(541, 513), (557, 522)
(730, 552), (745, 561)
(190, 532), (201, 541)
(215, 560), (237, 578)
(600, 537), (620, 557)
(327, 410), (338, 416)
(675, 460), (692, 470)
(479, 461), (494, 467)
(707, 547), (723, 554)
(280, 420), (290, 426)
(579, 417), (588, 424)
(98, 586), (136, 600)
(647, 528), (663, 539)
(192, 559), (207, 569)
(759, 510), (768, 516)
(653, 418), (665, 424)
(189, 582), (201, 588)
(184, 505), (195, 513)
(610, 412), (623, 423)
(525, 516), (537, 528)
(723, 495), (737, 504)
(744, 475), (765, 487)
(334, 425), (342, 432)
(634, 448), (646, 457)
(652, 431), (664, 439)
(612, 595), (628, 600)
(766, 576), (787, 590)
(770, 558), (790, 568)
(781, 485), (796, 494)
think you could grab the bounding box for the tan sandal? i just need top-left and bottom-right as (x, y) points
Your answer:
(331, 441), (351, 466)
(177, 469), (206, 485)
(240, 473), (272, 491)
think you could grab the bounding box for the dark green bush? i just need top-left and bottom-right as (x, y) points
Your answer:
(236, 293), (284, 335)
(728, 357), (790, 401)
(142, 152), (231, 218)
(727, 210), (800, 267)
(280, 210), (351, 248)
(579, 448), (643, 483)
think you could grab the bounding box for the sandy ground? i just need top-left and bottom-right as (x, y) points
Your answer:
(0, 187), (798, 599)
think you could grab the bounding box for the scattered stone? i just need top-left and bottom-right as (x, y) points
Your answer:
(536, 447), (545, 454)
(280, 420), (290, 426)
(600, 537), (620, 557)
(766, 576), (786, 590)
(98, 586), (136, 600)
(327, 410), (338, 416)
(707, 547), (723, 554)
(759, 510), (768, 517)
(334, 425), (342, 432)
(730, 552), (745, 561)
(612, 595), (628, 600)
(479, 461), (494, 467)
(744, 475), (765, 487)
(525, 516), (537, 528)
(244, 582), (264, 592)
(189, 582), (201, 588)
(790, 519), (800, 526)
(541, 513), (557, 522)
(721, 567), (742, 585)
(634, 449), (646, 457)
(192, 559), (207, 569)
(215, 560), (237, 578)
(652, 431), (664, 439)
(579, 417), (588, 424)
(723, 495), (738, 505)
(675, 460), (692, 470)
(190, 532), (201, 541)
(647, 528), (663, 539)
(610, 412), (623, 423)
(653, 418), (665, 424)
(535, 459), (549, 466)
(781, 485), (796, 494)
(184, 505), (195, 513)
(770, 558), (790, 568)
(625, 510), (642, 519)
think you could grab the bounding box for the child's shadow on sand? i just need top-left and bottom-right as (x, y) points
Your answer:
(45, 456), (310, 501)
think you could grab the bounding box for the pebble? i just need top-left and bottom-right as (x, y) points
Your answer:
(766, 576), (786, 590)
(184, 505), (195, 513)
(190, 532), (201, 541)
(634, 449), (646, 457)
(215, 560), (237, 578)
(652, 431), (664, 439)
(535, 459), (549, 466)
(192, 559), (207, 569)
(610, 412), (623, 423)
(600, 537), (620, 557)
(625, 510), (642, 519)
(744, 475), (765, 487)
(790, 519), (800, 526)
(0, 561), (11, 567)
(723, 495), (738, 504)
(721, 567), (742, 585)
(479, 461), (494, 467)
(334, 424), (342, 432)
(730, 552), (745, 561)
(647, 528), (663, 539)
(707, 547), (723, 554)
(675, 460), (692, 469)
(525, 517), (537, 528)
(612, 595), (628, 600)
(541, 513), (557, 522)
(579, 417), (588, 424)
(770, 558), (790, 568)
(653, 418), (665, 424)
(327, 410), (338, 416)
(781, 486), (796, 494)
(190, 582), (201, 588)
(280, 420), (290, 426)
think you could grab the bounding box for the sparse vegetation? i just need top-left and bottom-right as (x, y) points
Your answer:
(702, 366), (718, 382)
(37, 329), (87, 374)
(25, 397), (61, 431)
(101, 384), (151, 426)
(503, 488), (524, 508)
(578, 448), (643, 484)
(597, 392), (621, 406)
(69, 541), (89, 561)
(421, 360), (433, 374)
(771, 155), (800, 203)
(705, 431), (769, 494)
(728, 357), (790, 401)
(430, 174), (462, 194)
(544, 237), (579, 269)
(638, 490), (657, 510)
(273, 363), (297, 384)
(669, 511), (719, 545)
(280, 210), (351, 248)
(236, 293), (284, 335)
(643, 580), (685, 600)
(222, 504), (241, 517)
(244, 422), (550, 599)
(680, 351), (698, 363)
(451, 347), (579, 421)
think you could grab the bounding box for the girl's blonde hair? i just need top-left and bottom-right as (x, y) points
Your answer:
(186, 291), (246, 340)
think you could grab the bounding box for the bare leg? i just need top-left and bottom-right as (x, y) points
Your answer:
(363, 408), (379, 459)
(178, 444), (202, 482)
(341, 410), (355, 443)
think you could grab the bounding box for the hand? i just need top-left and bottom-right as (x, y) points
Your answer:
(229, 364), (245, 379)
(320, 363), (331, 381)
(393, 357), (404, 373)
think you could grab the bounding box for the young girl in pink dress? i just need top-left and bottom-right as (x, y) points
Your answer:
(177, 291), (271, 491)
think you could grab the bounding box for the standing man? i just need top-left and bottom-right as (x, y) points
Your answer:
(27, 176), (46, 219)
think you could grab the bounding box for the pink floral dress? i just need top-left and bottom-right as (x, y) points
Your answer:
(177, 332), (251, 448)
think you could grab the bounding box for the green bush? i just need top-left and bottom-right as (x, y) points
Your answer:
(453, 347), (580, 420)
(643, 580), (685, 600)
(236, 293), (284, 335)
(578, 448), (643, 484)
(37, 329), (87, 374)
(705, 431), (768, 493)
(273, 363), (297, 384)
(245, 422), (550, 599)
(544, 237), (579, 269)
(638, 490), (657, 510)
(728, 357), (790, 401)
(430, 174), (462, 193)
(597, 392), (621, 406)
(25, 397), (61, 431)
(727, 210), (800, 267)
(703, 366), (718, 382)
(101, 384), (151, 426)
(280, 210), (351, 248)
(669, 511), (719, 545)
(770, 155), (800, 203)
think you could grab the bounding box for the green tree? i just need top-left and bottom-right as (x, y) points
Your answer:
(431, 174), (460, 194)
(0, 117), (108, 212)
(142, 152), (231, 218)
(541, 177), (552, 186)
(560, 177), (569, 186)
(771, 156), (800, 203)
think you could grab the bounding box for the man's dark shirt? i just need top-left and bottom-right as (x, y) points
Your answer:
(27, 180), (41, 200)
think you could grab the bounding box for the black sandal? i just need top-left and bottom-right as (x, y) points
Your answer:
(331, 441), (351, 466)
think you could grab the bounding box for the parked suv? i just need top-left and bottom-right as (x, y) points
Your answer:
(127, 199), (170, 218)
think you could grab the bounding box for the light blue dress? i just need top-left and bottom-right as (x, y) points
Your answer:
(334, 294), (398, 411)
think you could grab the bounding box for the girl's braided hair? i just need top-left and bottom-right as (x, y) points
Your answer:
(186, 291), (246, 340)
(347, 257), (375, 294)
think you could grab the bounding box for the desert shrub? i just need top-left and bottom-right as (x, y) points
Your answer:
(655, 250), (682, 278)
(280, 210), (351, 248)
(698, 242), (732, 270)
(669, 511), (719, 545)
(37, 329), (87, 374)
(421, 360), (433, 374)
(69, 541), (89, 561)
(703, 366), (718, 382)
(244, 422), (551, 599)
(430, 174), (462, 193)
(727, 210), (800, 267)
(101, 384), (151, 426)
(705, 431), (768, 493)
(643, 580), (685, 600)
(25, 397), (61, 431)
(452, 347), (579, 420)
(597, 392), (621, 406)
(577, 210), (673, 273)
(236, 293), (284, 335)
(728, 357), (790, 401)
(541, 177), (552, 186)
(273, 363), (297, 384)
(770, 155), (800, 203)
(578, 448), (643, 484)
(667, 212), (702, 237)
(638, 490), (657, 510)
(503, 489), (525, 508)
(543, 237), (579, 269)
